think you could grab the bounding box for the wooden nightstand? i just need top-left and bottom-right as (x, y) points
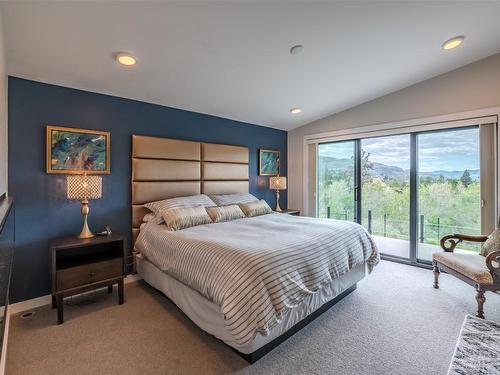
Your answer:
(276, 209), (300, 216)
(50, 234), (126, 324)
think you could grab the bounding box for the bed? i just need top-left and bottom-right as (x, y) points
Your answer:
(131, 135), (379, 362)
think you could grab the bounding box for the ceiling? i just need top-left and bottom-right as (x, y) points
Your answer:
(2, 1), (500, 131)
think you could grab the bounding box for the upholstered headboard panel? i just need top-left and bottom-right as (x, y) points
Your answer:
(131, 135), (249, 243)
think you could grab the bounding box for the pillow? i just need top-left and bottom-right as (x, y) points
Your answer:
(206, 204), (246, 223)
(142, 212), (156, 223)
(481, 229), (500, 256)
(209, 193), (258, 206)
(239, 200), (272, 217)
(145, 195), (216, 224)
(160, 205), (212, 231)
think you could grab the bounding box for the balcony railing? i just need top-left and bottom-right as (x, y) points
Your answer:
(321, 207), (480, 251)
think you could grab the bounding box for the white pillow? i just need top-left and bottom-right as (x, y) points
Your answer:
(209, 193), (258, 206)
(160, 205), (213, 231)
(145, 195), (216, 224)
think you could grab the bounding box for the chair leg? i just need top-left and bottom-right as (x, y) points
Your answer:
(433, 261), (440, 289)
(475, 290), (486, 319)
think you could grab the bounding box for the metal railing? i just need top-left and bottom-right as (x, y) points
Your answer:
(321, 207), (480, 250)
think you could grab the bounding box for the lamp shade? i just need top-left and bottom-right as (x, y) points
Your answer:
(67, 174), (102, 200)
(269, 176), (287, 190)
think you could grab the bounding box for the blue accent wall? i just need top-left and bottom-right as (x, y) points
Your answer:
(8, 77), (287, 303)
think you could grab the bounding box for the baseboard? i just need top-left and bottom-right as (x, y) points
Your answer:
(9, 274), (142, 315)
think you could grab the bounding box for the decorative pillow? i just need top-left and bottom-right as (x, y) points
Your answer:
(160, 205), (213, 231)
(481, 229), (500, 256)
(209, 193), (258, 206)
(145, 195), (216, 224)
(142, 212), (156, 223)
(239, 199), (272, 217)
(206, 204), (246, 223)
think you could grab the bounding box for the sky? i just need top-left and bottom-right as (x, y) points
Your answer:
(318, 127), (479, 172)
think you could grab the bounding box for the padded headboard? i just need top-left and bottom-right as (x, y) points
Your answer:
(131, 135), (249, 243)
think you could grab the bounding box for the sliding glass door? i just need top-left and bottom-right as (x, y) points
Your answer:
(316, 125), (487, 265)
(361, 135), (411, 259)
(317, 140), (358, 222)
(417, 127), (481, 261)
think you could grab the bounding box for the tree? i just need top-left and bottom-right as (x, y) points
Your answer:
(460, 169), (472, 188)
(361, 151), (373, 181)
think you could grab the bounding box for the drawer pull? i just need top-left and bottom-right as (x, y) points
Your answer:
(88, 272), (96, 278)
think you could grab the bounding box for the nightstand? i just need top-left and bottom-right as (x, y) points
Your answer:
(276, 209), (300, 216)
(50, 234), (126, 324)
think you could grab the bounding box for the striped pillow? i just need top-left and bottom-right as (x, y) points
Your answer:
(209, 193), (258, 206)
(239, 200), (272, 217)
(160, 205), (213, 231)
(145, 195), (216, 224)
(206, 205), (246, 223)
(142, 212), (156, 223)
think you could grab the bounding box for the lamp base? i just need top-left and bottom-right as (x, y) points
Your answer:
(78, 200), (95, 239)
(275, 190), (282, 212)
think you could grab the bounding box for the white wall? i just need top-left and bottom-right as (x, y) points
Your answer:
(288, 52), (500, 213)
(0, 8), (7, 195)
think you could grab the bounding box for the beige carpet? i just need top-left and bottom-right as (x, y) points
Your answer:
(7, 260), (500, 375)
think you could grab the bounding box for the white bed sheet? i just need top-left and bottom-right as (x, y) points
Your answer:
(136, 253), (365, 354)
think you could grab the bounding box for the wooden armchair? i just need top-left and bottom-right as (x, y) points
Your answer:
(432, 234), (500, 319)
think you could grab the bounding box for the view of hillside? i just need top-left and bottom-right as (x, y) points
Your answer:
(318, 130), (481, 255)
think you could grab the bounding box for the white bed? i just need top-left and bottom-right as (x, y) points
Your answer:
(134, 212), (378, 359)
(136, 252), (366, 354)
(130, 135), (379, 362)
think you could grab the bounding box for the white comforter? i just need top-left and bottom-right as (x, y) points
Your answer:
(135, 213), (379, 346)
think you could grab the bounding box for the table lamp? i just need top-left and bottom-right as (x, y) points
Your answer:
(269, 176), (286, 212)
(67, 174), (102, 238)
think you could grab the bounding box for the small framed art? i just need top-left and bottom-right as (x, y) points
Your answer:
(46, 125), (110, 174)
(259, 149), (280, 176)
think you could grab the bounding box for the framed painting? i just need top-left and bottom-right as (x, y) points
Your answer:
(259, 149), (280, 176)
(46, 125), (110, 174)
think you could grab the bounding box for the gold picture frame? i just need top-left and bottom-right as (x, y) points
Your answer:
(259, 149), (280, 176)
(46, 125), (111, 174)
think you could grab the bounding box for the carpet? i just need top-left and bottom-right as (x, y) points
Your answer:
(7, 260), (500, 375)
(448, 315), (500, 375)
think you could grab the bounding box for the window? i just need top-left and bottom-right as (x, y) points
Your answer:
(314, 121), (496, 266)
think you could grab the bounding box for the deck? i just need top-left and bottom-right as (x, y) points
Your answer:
(373, 235), (476, 261)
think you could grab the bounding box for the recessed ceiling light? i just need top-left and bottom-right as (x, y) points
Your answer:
(290, 107), (302, 114)
(115, 52), (137, 66)
(290, 45), (304, 55)
(442, 36), (464, 50)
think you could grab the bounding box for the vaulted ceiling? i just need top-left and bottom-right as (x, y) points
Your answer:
(2, 1), (500, 130)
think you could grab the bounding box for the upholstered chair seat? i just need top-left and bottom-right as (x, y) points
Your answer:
(432, 252), (494, 285)
(432, 233), (500, 319)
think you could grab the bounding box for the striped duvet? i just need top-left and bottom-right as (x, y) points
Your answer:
(135, 213), (379, 346)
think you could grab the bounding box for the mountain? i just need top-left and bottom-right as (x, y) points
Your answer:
(319, 156), (479, 181)
(371, 162), (407, 180)
(420, 169), (479, 181)
(319, 157), (353, 171)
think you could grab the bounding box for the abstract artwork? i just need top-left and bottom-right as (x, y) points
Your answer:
(46, 126), (110, 174)
(259, 149), (280, 176)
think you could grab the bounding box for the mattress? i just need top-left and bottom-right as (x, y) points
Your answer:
(136, 253), (365, 353)
(135, 213), (379, 347)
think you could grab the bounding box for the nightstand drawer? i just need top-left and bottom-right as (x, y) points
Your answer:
(56, 258), (123, 291)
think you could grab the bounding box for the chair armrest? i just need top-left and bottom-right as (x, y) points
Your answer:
(486, 250), (500, 284)
(440, 234), (489, 252)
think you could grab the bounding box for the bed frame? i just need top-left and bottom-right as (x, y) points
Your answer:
(131, 134), (359, 363)
(131, 134), (250, 243)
